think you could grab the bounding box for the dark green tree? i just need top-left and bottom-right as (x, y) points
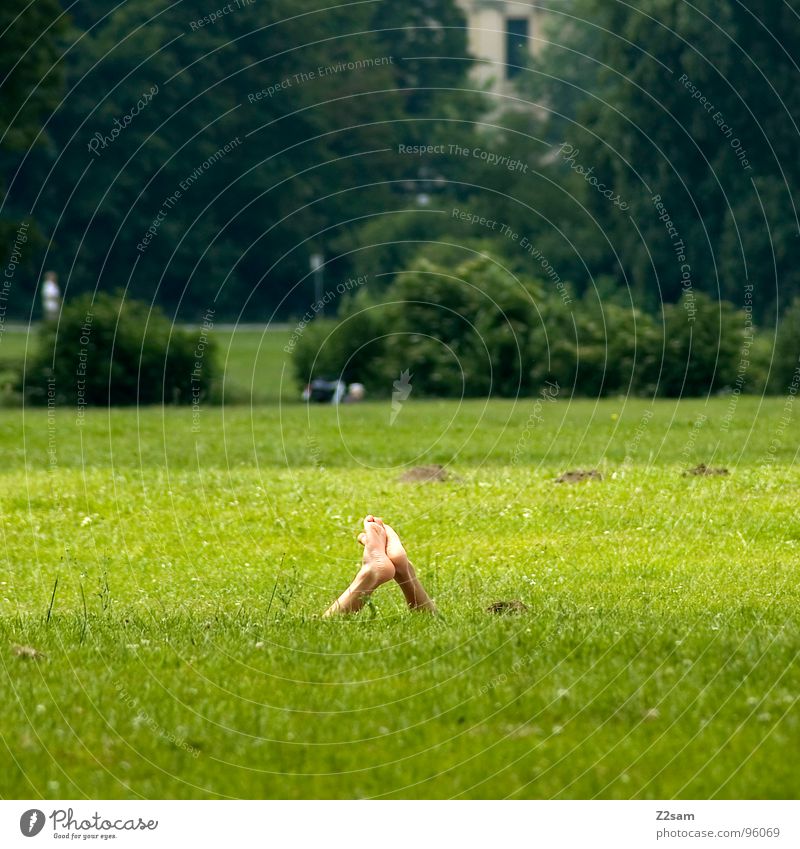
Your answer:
(512, 1), (800, 321)
(0, 0), (67, 284)
(10, 0), (490, 321)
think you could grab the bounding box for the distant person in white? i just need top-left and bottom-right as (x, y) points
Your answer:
(345, 382), (365, 403)
(41, 271), (61, 321)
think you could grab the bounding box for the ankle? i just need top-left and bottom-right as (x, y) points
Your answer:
(358, 558), (394, 586)
(393, 557), (414, 582)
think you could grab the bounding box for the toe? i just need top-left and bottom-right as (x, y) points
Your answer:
(363, 519), (386, 553)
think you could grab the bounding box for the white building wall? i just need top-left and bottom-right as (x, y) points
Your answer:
(456, 1), (549, 91)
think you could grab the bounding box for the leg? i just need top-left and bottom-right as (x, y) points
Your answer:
(323, 516), (395, 617)
(359, 519), (437, 614)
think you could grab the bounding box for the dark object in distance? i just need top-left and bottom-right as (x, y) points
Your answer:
(486, 600), (529, 614)
(684, 463), (729, 476)
(555, 469), (603, 483)
(304, 378), (344, 403)
(399, 464), (449, 483)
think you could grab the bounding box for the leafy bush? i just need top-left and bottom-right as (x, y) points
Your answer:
(291, 256), (550, 398)
(290, 290), (384, 391)
(26, 292), (216, 406)
(376, 259), (489, 397)
(770, 297), (800, 394)
(290, 255), (786, 400)
(658, 293), (744, 397)
(565, 297), (661, 397)
(377, 256), (548, 397)
(0, 356), (23, 407)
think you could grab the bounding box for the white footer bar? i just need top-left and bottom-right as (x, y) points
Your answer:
(2, 800), (797, 848)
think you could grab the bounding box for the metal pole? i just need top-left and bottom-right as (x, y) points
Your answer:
(310, 253), (324, 315)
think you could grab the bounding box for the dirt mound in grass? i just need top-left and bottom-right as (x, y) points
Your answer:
(12, 644), (46, 660)
(684, 463), (729, 477)
(486, 600), (529, 615)
(399, 464), (450, 483)
(555, 469), (603, 484)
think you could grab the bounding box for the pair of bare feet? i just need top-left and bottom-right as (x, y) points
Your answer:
(322, 516), (437, 617)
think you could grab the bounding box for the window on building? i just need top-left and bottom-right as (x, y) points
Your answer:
(505, 18), (529, 79)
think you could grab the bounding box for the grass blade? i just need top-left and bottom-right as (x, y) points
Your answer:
(46, 576), (59, 625)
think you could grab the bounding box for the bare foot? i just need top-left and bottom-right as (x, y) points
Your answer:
(359, 518), (411, 584)
(360, 515), (395, 586)
(322, 516), (394, 617)
(357, 517), (436, 613)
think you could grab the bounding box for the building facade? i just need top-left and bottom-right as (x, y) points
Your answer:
(456, 1), (550, 90)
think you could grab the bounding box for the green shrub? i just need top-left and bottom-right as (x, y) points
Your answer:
(770, 297), (800, 394)
(25, 292), (216, 406)
(291, 290), (385, 391)
(289, 255), (780, 400)
(291, 258), (546, 398)
(743, 328), (772, 396)
(658, 292), (744, 397)
(0, 359), (23, 407)
(566, 298), (661, 397)
(376, 256), (546, 398)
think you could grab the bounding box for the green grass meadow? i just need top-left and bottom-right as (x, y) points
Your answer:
(0, 325), (798, 799)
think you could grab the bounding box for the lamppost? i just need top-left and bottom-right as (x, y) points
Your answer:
(310, 252), (324, 315)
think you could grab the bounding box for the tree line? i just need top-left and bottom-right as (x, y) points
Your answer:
(2, 0), (799, 374)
